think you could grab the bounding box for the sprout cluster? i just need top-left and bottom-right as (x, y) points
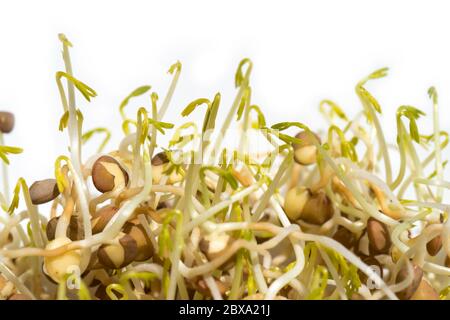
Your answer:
(0, 34), (449, 300)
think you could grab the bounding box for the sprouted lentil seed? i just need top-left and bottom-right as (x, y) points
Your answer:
(0, 34), (449, 300)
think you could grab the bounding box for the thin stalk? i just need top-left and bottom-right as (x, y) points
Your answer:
(167, 212), (183, 300)
(397, 134), (448, 198)
(431, 90), (444, 201)
(252, 155), (292, 221)
(228, 250), (244, 299)
(242, 197), (268, 293)
(57, 37), (92, 240)
(206, 66), (251, 165)
(356, 92), (393, 185)
(157, 62), (181, 121)
(149, 94), (158, 158)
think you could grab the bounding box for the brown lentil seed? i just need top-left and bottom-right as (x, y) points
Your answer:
(46, 215), (84, 241)
(151, 151), (169, 166)
(29, 179), (60, 205)
(97, 234), (137, 269)
(395, 264), (423, 300)
(332, 226), (356, 249)
(92, 156), (129, 193)
(426, 235), (442, 257)
(91, 205), (119, 234)
(300, 191), (334, 225)
(0, 111), (15, 133)
(367, 218), (391, 255)
(292, 131), (321, 165)
(123, 219), (153, 261)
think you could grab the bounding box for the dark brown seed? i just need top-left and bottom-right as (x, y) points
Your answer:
(396, 263), (423, 300)
(332, 226), (356, 249)
(91, 205), (119, 234)
(92, 156), (129, 193)
(123, 220), (153, 261)
(151, 151), (169, 166)
(97, 234), (137, 269)
(29, 179), (60, 205)
(426, 235), (442, 256)
(292, 131), (321, 165)
(367, 218), (391, 255)
(46, 218), (58, 241)
(46, 215), (84, 241)
(0, 111), (15, 133)
(446, 255), (450, 268)
(7, 293), (31, 300)
(300, 191), (334, 225)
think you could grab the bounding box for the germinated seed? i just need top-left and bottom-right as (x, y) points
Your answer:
(123, 219), (153, 261)
(410, 279), (439, 300)
(332, 226), (356, 249)
(92, 155), (129, 193)
(0, 111), (15, 133)
(395, 263), (423, 300)
(151, 151), (169, 166)
(29, 179), (60, 205)
(284, 187), (310, 221)
(199, 233), (232, 261)
(91, 205), (119, 234)
(151, 152), (168, 183)
(46, 215), (84, 241)
(97, 233), (137, 269)
(426, 235), (442, 256)
(300, 191), (334, 225)
(293, 131), (321, 165)
(43, 237), (81, 283)
(367, 218), (391, 255)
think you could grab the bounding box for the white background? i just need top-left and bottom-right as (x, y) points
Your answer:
(0, 0), (450, 197)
